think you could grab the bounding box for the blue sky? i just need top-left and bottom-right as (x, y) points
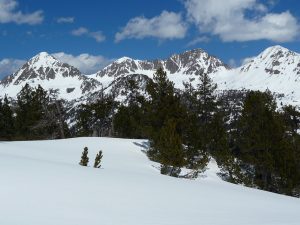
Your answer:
(0, 0), (300, 78)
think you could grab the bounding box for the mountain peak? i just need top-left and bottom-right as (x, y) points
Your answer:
(239, 45), (300, 76)
(28, 52), (58, 68)
(115, 56), (134, 63)
(183, 48), (205, 54)
(259, 45), (296, 59)
(0, 51), (84, 90)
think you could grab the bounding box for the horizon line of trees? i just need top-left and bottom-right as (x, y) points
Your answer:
(0, 68), (300, 197)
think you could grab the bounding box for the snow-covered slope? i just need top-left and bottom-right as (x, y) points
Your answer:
(0, 52), (101, 101)
(0, 137), (299, 225)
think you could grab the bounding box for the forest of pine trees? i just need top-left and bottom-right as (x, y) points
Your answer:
(0, 68), (300, 196)
(0, 84), (69, 140)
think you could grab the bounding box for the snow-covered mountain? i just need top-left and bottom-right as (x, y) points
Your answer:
(91, 48), (228, 89)
(1, 45), (300, 105)
(215, 45), (300, 105)
(0, 52), (101, 100)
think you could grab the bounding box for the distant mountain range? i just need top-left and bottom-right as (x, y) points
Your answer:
(1, 45), (300, 106)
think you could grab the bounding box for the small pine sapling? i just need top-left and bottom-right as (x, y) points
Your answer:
(94, 150), (103, 168)
(79, 147), (89, 166)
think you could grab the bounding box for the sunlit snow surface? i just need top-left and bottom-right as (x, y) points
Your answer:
(0, 137), (299, 225)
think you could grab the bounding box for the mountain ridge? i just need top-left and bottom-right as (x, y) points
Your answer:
(1, 45), (300, 105)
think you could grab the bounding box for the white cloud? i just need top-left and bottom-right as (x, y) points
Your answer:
(57, 17), (74, 24)
(186, 36), (210, 47)
(0, 58), (25, 78)
(0, 0), (43, 25)
(184, 0), (300, 42)
(71, 27), (88, 36)
(71, 27), (105, 42)
(228, 59), (237, 68)
(89, 31), (106, 42)
(53, 52), (113, 74)
(241, 56), (255, 65)
(115, 11), (188, 42)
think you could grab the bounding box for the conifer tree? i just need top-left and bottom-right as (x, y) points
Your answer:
(180, 74), (219, 169)
(145, 68), (184, 137)
(76, 94), (117, 137)
(154, 119), (185, 177)
(79, 147), (89, 166)
(196, 73), (218, 152)
(94, 150), (103, 168)
(113, 79), (146, 138)
(0, 96), (15, 140)
(15, 84), (65, 139)
(236, 90), (289, 191)
(146, 68), (185, 160)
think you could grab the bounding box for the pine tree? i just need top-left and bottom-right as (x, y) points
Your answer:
(180, 74), (218, 169)
(15, 83), (35, 139)
(76, 94), (117, 137)
(145, 68), (184, 137)
(94, 150), (103, 168)
(113, 79), (146, 138)
(146, 68), (185, 160)
(15, 84), (65, 139)
(0, 96), (15, 140)
(79, 147), (89, 166)
(236, 91), (288, 191)
(196, 73), (218, 152)
(154, 119), (185, 177)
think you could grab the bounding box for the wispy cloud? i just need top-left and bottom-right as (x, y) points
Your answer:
(0, 0), (43, 25)
(56, 17), (74, 24)
(0, 58), (26, 78)
(71, 27), (105, 42)
(186, 36), (210, 47)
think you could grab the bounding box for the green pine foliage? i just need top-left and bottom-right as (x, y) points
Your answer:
(79, 147), (89, 166)
(234, 91), (300, 195)
(154, 119), (185, 177)
(76, 94), (116, 137)
(113, 79), (146, 138)
(145, 68), (186, 171)
(0, 96), (15, 140)
(14, 84), (68, 140)
(181, 73), (220, 170)
(94, 150), (103, 168)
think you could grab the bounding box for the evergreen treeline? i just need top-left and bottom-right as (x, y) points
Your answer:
(0, 84), (69, 140)
(1, 68), (300, 197)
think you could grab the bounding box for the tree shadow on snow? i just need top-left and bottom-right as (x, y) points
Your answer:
(133, 141), (149, 154)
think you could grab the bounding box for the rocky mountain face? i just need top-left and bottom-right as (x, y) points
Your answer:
(1, 46), (300, 106)
(95, 49), (228, 78)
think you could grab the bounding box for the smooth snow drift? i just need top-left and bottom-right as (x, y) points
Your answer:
(0, 137), (299, 225)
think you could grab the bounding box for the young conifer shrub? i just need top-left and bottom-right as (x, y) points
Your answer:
(79, 147), (89, 166)
(94, 150), (103, 168)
